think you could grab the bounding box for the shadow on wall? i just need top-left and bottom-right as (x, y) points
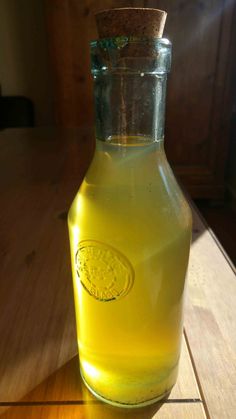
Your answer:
(0, 0), (54, 126)
(226, 111), (236, 202)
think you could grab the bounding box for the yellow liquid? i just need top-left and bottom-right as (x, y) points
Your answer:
(68, 137), (192, 407)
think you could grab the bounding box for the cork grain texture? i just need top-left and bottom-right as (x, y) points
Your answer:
(95, 8), (167, 39)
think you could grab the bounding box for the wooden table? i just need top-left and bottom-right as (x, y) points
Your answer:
(0, 128), (235, 419)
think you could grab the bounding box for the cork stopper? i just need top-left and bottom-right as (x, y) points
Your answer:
(95, 8), (167, 39)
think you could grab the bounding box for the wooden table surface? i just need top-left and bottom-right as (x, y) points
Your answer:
(0, 128), (235, 419)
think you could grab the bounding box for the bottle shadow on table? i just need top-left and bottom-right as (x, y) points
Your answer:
(0, 355), (167, 418)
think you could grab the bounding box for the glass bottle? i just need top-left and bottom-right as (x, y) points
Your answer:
(68, 36), (192, 407)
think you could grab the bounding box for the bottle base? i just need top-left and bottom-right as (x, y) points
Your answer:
(81, 370), (172, 409)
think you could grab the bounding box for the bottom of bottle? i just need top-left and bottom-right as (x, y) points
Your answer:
(80, 369), (174, 409)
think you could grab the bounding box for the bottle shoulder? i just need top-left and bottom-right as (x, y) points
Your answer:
(68, 158), (192, 233)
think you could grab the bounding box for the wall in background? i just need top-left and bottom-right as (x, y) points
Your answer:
(226, 11), (236, 203)
(226, 108), (236, 201)
(45, 0), (236, 199)
(0, 0), (54, 126)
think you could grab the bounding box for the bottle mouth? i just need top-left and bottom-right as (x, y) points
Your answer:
(90, 36), (171, 76)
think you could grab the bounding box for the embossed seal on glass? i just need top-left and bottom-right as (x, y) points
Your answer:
(75, 240), (134, 301)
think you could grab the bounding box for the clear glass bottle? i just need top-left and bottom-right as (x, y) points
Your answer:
(68, 36), (192, 407)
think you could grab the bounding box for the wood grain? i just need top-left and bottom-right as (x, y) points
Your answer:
(0, 403), (206, 419)
(0, 128), (236, 418)
(0, 127), (204, 416)
(44, 0), (144, 127)
(0, 338), (201, 403)
(44, 0), (236, 198)
(184, 210), (236, 419)
(0, 128), (93, 403)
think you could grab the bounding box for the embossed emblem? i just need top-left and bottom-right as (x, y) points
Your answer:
(75, 240), (134, 301)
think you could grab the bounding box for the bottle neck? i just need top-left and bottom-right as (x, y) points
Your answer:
(93, 73), (167, 145)
(90, 37), (171, 146)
